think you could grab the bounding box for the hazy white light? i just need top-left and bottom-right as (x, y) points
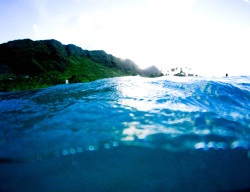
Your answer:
(207, 141), (216, 149)
(32, 0), (250, 76)
(88, 145), (96, 151)
(194, 142), (206, 149)
(33, 24), (41, 39)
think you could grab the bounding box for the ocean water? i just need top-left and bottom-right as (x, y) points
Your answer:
(0, 76), (249, 192)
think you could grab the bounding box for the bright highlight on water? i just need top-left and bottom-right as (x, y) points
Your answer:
(0, 76), (249, 192)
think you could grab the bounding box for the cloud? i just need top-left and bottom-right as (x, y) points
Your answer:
(33, 24), (41, 39)
(243, 0), (249, 3)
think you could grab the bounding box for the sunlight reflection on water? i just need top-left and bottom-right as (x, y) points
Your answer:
(117, 76), (201, 112)
(0, 76), (249, 160)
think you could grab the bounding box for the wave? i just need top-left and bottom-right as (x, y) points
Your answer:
(0, 76), (249, 159)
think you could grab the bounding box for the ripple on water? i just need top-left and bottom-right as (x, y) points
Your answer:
(0, 76), (249, 160)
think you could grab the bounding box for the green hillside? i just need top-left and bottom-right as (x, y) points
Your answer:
(0, 39), (163, 92)
(0, 56), (129, 92)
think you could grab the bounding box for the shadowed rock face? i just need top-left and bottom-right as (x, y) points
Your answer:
(64, 44), (87, 57)
(83, 50), (142, 74)
(84, 50), (116, 68)
(0, 39), (68, 74)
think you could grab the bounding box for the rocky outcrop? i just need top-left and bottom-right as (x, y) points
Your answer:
(64, 44), (87, 57)
(84, 50), (115, 68)
(142, 66), (163, 77)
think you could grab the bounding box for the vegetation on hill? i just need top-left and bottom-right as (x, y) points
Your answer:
(0, 39), (162, 92)
(0, 56), (127, 92)
(0, 39), (68, 75)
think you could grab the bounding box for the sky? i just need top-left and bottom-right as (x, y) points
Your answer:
(0, 0), (250, 76)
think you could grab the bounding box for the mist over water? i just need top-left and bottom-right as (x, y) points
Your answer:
(0, 76), (250, 192)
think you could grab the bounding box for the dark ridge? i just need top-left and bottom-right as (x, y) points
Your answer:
(64, 44), (87, 57)
(0, 39), (68, 75)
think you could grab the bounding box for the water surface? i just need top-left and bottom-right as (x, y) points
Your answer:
(0, 76), (250, 192)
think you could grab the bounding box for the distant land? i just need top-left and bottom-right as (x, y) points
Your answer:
(0, 39), (163, 92)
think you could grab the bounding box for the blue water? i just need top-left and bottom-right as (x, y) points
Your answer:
(0, 76), (250, 192)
